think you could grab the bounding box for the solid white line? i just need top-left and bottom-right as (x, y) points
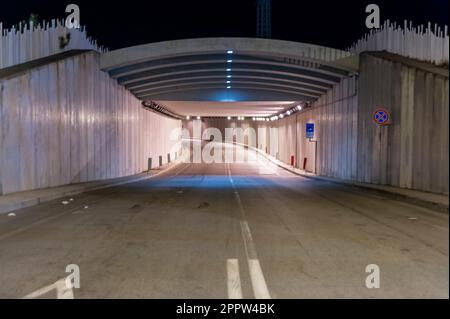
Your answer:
(23, 278), (74, 299)
(23, 282), (56, 299)
(248, 259), (271, 299)
(227, 258), (243, 299)
(56, 279), (74, 299)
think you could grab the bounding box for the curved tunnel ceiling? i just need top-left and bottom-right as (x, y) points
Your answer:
(100, 38), (358, 116)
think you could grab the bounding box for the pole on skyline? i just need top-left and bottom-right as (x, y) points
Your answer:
(256, 0), (271, 38)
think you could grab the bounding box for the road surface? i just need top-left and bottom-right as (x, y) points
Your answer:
(0, 143), (448, 298)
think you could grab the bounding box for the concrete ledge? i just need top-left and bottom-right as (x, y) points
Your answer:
(0, 161), (182, 215)
(243, 143), (449, 213)
(0, 50), (92, 79)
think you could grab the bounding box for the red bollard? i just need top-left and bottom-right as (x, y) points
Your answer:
(291, 155), (295, 166)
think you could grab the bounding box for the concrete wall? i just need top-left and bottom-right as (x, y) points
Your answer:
(275, 53), (448, 195)
(357, 53), (449, 194)
(275, 76), (358, 176)
(191, 53), (448, 195)
(0, 51), (181, 195)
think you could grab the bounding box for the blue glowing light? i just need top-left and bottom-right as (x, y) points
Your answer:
(227, 50), (234, 54)
(227, 60), (233, 63)
(227, 75), (232, 78)
(226, 68), (231, 72)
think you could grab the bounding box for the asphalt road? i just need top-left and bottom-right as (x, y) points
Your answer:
(0, 143), (448, 298)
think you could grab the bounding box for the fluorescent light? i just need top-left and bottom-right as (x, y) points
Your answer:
(186, 116), (190, 120)
(226, 80), (231, 84)
(287, 111), (291, 115)
(227, 50), (234, 54)
(227, 75), (232, 78)
(226, 68), (231, 71)
(280, 114), (284, 119)
(227, 86), (231, 89)
(227, 116), (231, 120)
(227, 60), (233, 63)
(197, 116), (201, 120)
(297, 105), (302, 111)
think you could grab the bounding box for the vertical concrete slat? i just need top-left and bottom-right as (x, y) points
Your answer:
(399, 67), (415, 189)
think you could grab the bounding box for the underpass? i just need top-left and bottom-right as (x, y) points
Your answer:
(0, 7), (448, 302)
(0, 143), (447, 298)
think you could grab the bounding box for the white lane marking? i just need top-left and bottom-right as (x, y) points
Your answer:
(227, 259), (243, 299)
(240, 221), (271, 299)
(248, 259), (271, 299)
(23, 278), (74, 299)
(227, 163), (271, 299)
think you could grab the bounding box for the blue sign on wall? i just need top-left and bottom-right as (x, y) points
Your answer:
(372, 108), (391, 126)
(306, 123), (315, 139)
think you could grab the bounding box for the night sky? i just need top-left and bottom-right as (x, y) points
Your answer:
(1, 0), (449, 50)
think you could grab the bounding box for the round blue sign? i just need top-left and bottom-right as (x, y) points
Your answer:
(372, 108), (391, 125)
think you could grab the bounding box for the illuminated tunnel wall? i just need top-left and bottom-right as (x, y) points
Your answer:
(188, 53), (448, 195)
(276, 75), (358, 177)
(0, 52), (181, 195)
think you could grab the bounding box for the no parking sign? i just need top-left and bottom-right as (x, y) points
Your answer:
(372, 108), (391, 126)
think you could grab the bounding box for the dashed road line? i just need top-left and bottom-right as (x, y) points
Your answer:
(227, 258), (243, 299)
(227, 163), (271, 299)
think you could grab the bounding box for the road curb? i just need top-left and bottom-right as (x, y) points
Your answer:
(241, 143), (449, 213)
(0, 160), (184, 215)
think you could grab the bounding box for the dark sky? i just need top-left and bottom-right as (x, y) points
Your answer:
(1, 0), (448, 50)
